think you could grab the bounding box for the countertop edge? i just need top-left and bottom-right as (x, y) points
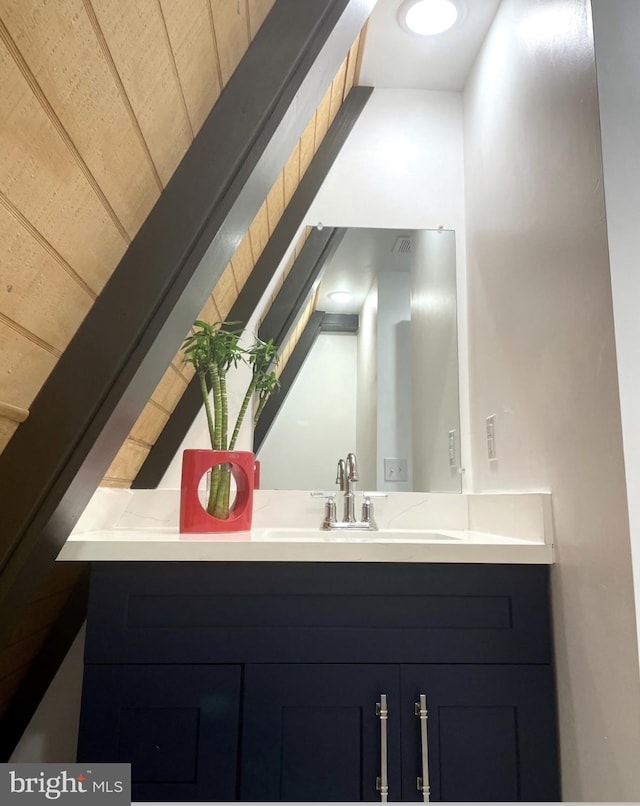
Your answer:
(57, 539), (554, 564)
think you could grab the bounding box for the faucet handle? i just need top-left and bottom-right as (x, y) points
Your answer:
(311, 492), (337, 528)
(361, 495), (378, 530)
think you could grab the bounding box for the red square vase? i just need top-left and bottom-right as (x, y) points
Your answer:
(180, 449), (254, 533)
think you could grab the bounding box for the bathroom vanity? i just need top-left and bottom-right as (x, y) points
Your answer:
(64, 489), (560, 802)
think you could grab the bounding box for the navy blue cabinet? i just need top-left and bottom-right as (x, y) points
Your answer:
(78, 562), (559, 801)
(400, 665), (558, 802)
(241, 664), (402, 801)
(78, 664), (241, 802)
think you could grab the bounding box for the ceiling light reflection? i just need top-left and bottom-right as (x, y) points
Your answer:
(328, 291), (353, 304)
(402, 0), (459, 36)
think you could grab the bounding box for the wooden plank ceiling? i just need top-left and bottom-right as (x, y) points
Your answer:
(0, 0), (367, 737)
(0, 0), (275, 456)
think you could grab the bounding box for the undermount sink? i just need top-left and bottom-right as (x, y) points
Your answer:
(255, 527), (467, 542)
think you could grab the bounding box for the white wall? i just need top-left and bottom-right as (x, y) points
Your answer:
(307, 88), (471, 486)
(591, 0), (640, 674)
(411, 229), (460, 492)
(356, 280), (378, 490)
(308, 88), (464, 231)
(258, 333), (357, 490)
(463, 0), (640, 799)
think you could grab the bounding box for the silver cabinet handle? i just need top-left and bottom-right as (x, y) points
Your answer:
(415, 694), (431, 802)
(376, 694), (388, 802)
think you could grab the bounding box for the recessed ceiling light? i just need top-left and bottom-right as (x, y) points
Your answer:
(329, 291), (352, 304)
(400, 0), (459, 36)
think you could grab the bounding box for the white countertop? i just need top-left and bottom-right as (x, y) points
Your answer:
(57, 489), (554, 564)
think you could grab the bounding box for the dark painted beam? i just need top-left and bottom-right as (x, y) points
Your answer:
(258, 227), (346, 347)
(254, 311), (325, 453)
(321, 312), (359, 332)
(0, 0), (376, 647)
(0, 567), (89, 762)
(133, 86), (373, 490)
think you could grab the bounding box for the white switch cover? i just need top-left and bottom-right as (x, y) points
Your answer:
(486, 415), (497, 461)
(448, 429), (457, 467)
(384, 457), (408, 482)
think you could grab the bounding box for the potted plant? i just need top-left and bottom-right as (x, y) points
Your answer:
(179, 320), (279, 532)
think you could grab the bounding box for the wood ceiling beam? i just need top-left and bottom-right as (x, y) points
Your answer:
(0, 0), (376, 648)
(320, 313), (360, 333)
(258, 227), (347, 348)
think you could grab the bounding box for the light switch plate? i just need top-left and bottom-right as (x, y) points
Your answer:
(486, 415), (497, 461)
(384, 457), (408, 482)
(448, 429), (457, 467)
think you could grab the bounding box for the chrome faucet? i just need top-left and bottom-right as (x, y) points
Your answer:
(343, 452), (359, 522)
(311, 453), (386, 531)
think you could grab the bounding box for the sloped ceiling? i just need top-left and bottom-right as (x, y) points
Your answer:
(0, 0), (371, 754)
(0, 0), (278, 732)
(0, 0), (276, 455)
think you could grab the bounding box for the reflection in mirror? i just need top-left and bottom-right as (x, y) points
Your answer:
(257, 227), (461, 493)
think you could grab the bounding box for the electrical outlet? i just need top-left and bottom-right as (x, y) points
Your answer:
(486, 415), (497, 461)
(384, 457), (408, 482)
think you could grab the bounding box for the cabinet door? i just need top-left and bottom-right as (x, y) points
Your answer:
(401, 665), (559, 802)
(77, 665), (241, 802)
(241, 664), (401, 802)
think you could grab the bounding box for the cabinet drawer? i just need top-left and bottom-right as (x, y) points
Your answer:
(85, 562), (551, 664)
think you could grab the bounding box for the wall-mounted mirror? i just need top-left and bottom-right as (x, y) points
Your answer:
(257, 226), (461, 493)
